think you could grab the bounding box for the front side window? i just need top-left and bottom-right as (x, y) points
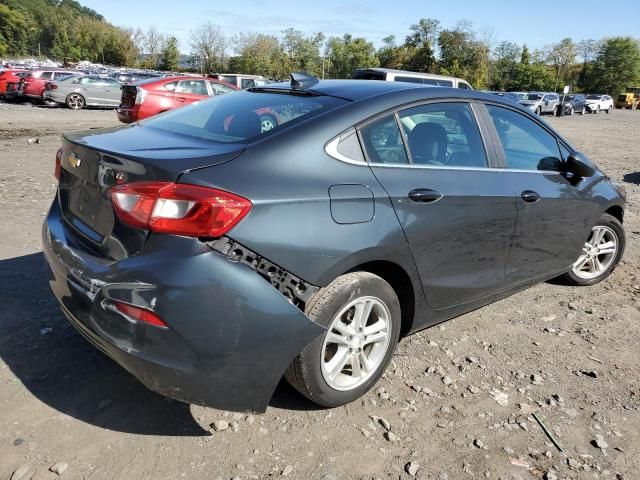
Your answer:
(458, 82), (472, 90)
(486, 105), (563, 172)
(39, 72), (53, 80)
(359, 115), (409, 164)
(398, 102), (487, 167)
(143, 90), (346, 143)
(209, 82), (236, 95)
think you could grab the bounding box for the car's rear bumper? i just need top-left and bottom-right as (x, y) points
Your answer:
(117, 107), (137, 123)
(42, 200), (325, 412)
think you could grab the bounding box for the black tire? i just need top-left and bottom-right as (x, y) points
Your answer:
(562, 213), (625, 286)
(285, 272), (401, 408)
(66, 93), (85, 110)
(535, 106), (542, 116)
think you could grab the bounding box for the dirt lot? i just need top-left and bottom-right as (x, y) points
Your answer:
(0, 102), (638, 480)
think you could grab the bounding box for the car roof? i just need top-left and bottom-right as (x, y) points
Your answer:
(357, 67), (461, 81)
(259, 79), (504, 103)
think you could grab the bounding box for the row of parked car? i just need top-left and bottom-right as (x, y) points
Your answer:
(491, 91), (615, 116)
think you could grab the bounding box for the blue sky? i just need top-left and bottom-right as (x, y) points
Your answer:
(82, 0), (639, 53)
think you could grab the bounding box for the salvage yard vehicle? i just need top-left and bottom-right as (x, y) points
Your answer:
(585, 94), (614, 114)
(518, 92), (560, 115)
(117, 75), (238, 123)
(558, 94), (587, 115)
(44, 75), (123, 109)
(354, 67), (473, 89)
(20, 69), (81, 105)
(0, 69), (27, 99)
(42, 76), (626, 412)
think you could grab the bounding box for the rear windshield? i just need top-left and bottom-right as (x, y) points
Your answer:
(142, 90), (347, 143)
(585, 94), (601, 99)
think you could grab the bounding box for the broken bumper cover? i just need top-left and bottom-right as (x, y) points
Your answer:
(42, 201), (325, 412)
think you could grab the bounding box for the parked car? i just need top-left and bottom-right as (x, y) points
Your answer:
(44, 75), (122, 109)
(558, 94), (587, 115)
(0, 69), (27, 99)
(490, 91), (526, 103)
(117, 75), (238, 123)
(354, 68), (473, 89)
(519, 92), (560, 115)
(43, 77), (626, 412)
(210, 73), (268, 89)
(110, 71), (162, 84)
(585, 94), (614, 114)
(20, 70), (81, 105)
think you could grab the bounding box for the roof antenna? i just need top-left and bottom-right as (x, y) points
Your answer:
(290, 72), (318, 89)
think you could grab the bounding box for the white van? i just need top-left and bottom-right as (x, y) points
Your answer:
(354, 68), (473, 90)
(210, 74), (268, 89)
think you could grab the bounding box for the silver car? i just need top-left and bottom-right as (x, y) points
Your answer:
(519, 92), (560, 115)
(44, 75), (122, 110)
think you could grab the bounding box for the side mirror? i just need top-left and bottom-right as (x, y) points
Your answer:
(566, 151), (595, 178)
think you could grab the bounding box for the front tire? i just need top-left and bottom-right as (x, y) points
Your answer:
(562, 213), (625, 286)
(285, 272), (401, 408)
(66, 93), (85, 110)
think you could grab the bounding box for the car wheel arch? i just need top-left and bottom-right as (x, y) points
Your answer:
(344, 260), (417, 337)
(605, 205), (624, 224)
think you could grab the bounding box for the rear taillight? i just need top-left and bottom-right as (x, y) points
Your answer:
(54, 148), (63, 180)
(46, 82), (57, 90)
(112, 301), (168, 328)
(135, 87), (147, 105)
(110, 182), (252, 237)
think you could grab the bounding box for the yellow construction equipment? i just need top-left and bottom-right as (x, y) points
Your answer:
(615, 86), (640, 110)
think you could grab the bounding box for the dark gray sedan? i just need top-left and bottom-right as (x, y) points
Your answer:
(44, 75), (122, 109)
(42, 76), (626, 412)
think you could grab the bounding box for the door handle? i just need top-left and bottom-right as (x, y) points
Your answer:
(521, 190), (541, 203)
(408, 189), (443, 203)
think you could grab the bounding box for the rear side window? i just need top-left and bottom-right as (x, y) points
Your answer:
(176, 80), (208, 95)
(398, 103), (487, 167)
(359, 115), (409, 164)
(486, 105), (562, 171)
(458, 82), (472, 89)
(143, 91), (347, 143)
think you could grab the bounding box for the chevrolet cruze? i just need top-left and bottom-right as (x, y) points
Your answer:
(43, 75), (626, 412)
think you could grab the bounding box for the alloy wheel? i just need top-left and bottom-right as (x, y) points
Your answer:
(67, 94), (84, 110)
(321, 296), (391, 391)
(571, 226), (618, 280)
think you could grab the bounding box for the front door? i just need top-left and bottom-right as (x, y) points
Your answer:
(361, 102), (517, 310)
(482, 103), (595, 285)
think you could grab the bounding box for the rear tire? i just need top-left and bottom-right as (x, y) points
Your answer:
(66, 93), (85, 110)
(562, 213), (625, 286)
(535, 106), (542, 116)
(285, 272), (401, 408)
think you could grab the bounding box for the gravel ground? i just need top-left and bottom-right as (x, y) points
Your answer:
(0, 102), (638, 480)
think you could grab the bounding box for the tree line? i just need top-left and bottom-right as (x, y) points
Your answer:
(1, 0), (639, 95)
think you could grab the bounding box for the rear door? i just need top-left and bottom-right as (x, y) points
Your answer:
(100, 78), (122, 106)
(362, 101), (517, 310)
(174, 79), (208, 107)
(481, 103), (595, 284)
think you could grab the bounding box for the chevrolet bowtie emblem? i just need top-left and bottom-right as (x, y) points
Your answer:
(68, 153), (82, 168)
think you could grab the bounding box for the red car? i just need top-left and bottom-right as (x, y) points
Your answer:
(0, 69), (27, 98)
(20, 70), (80, 105)
(117, 76), (239, 123)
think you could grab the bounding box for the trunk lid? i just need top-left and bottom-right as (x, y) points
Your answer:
(58, 125), (244, 260)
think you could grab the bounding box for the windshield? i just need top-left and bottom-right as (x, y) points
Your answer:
(585, 94), (601, 99)
(142, 90), (348, 143)
(525, 94), (543, 100)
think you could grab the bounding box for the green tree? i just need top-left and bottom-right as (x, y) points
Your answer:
(377, 35), (409, 70)
(591, 37), (640, 95)
(231, 32), (286, 78)
(437, 23), (489, 88)
(281, 28), (324, 76)
(520, 44), (530, 65)
(546, 38), (576, 91)
(403, 18), (440, 72)
(490, 41), (520, 90)
(325, 34), (378, 78)
(161, 36), (179, 71)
